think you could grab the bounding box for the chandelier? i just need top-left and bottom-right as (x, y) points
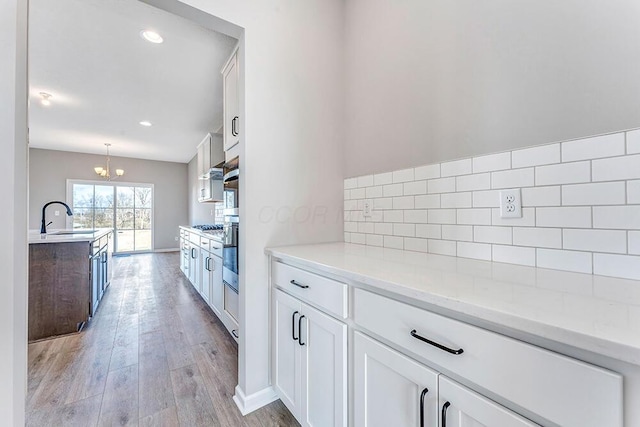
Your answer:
(94, 143), (124, 180)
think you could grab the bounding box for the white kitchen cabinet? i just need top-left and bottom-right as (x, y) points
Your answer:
(209, 254), (223, 317)
(197, 133), (224, 203)
(222, 49), (240, 152)
(273, 288), (347, 427)
(354, 331), (438, 427)
(188, 243), (200, 292)
(199, 247), (211, 304)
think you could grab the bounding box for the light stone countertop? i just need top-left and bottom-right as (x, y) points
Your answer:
(266, 242), (640, 365)
(28, 228), (113, 244)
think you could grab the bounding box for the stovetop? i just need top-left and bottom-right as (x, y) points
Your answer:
(192, 224), (224, 231)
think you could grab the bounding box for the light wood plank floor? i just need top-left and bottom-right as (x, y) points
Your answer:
(26, 252), (299, 427)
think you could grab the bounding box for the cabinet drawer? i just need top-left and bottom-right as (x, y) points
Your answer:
(272, 261), (348, 319)
(200, 237), (210, 249)
(210, 240), (223, 258)
(353, 288), (622, 427)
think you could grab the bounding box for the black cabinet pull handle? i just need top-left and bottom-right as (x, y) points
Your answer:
(191, 248), (196, 259)
(232, 116), (239, 136)
(410, 330), (464, 355)
(419, 388), (429, 427)
(441, 401), (451, 427)
(290, 280), (309, 289)
(292, 311), (299, 341)
(232, 329), (239, 338)
(209, 257), (214, 271)
(298, 315), (306, 346)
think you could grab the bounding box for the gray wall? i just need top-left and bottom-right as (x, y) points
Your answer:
(187, 153), (222, 225)
(344, 0), (640, 177)
(29, 148), (188, 250)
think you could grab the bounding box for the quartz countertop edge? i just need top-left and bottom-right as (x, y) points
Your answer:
(265, 242), (640, 366)
(28, 228), (113, 244)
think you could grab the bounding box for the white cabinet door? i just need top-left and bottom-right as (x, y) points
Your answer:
(438, 376), (538, 427)
(273, 289), (302, 418)
(354, 332), (439, 427)
(222, 51), (239, 152)
(209, 255), (223, 317)
(200, 248), (211, 303)
(188, 245), (200, 291)
(300, 303), (347, 427)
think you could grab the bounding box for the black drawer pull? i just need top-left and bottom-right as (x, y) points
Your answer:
(419, 388), (429, 427)
(442, 401), (451, 427)
(298, 315), (306, 346)
(410, 330), (464, 355)
(290, 280), (309, 289)
(231, 329), (239, 339)
(292, 311), (299, 341)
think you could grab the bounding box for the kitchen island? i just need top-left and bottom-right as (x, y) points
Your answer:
(28, 229), (113, 341)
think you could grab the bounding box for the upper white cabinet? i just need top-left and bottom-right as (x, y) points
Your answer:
(197, 133), (224, 203)
(222, 49), (240, 152)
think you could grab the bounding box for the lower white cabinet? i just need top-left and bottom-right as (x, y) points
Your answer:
(354, 331), (537, 427)
(273, 288), (347, 427)
(199, 248), (212, 304)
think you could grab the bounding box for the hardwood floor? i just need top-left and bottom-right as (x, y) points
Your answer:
(26, 252), (299, 427)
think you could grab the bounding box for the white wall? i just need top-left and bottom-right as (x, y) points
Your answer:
(29, 148), (188, 250)
(0, 0), (28, 424)
(344, 0), (640, 177)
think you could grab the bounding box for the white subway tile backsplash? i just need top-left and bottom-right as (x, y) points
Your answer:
(441, 159), (472, 177)
(492, 208), (536, 227)
(428, 239), (456, 256)
(563, 229), (627, 254)
(457, 242), (492, 261)
(403, 180), (427, 195)
(592, 154), (640, 181)
(593, 206), (640, 229)
(404, 210), (429, 223)
(458, 208), (492, 225)
(394, 223), (416, 237)
(393, 196), (415, 210)
(384, 235), (404, 249)
(345, 129), (640, 280)
(427, 177), (456, 194)
(535, 161), (591, 186)
(473, 152), (511, 173)
(441, 192), (472, 208)
(521, 186), (561, 207)
(474, 226), (512, 245)
(404, 238), (428, 253)
(492, 245), (536, 266)
(562, 182), (626, 206)
(415, 164), (441, 180)
(415, 194), (441, 209)
(416, 224), (442, 239)
(537, 249), (592, 274)
(442, 225), (473, 242)
(374, 172), (393, 186)
(594, 254), (640, 280)
(456, 173), (491, 191)
(472, 190), (500, 208)
(393, 168), (415, 183)
(512, 144), (560, 168)
(561, 133), (625, 162)
(536, 207), (591, 228)
(491, 168), (534, 189)
(383, 183), (404, 197)
(428, 209), (457, 224)
(513, 227), (562, 249)
(628, 180), (640, 204)
(357, 175), (374, 188)
(628, 130), (640, 154)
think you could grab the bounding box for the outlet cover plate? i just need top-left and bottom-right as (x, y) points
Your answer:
(363, 201), (372, 217)
(499, 189), (522, 218)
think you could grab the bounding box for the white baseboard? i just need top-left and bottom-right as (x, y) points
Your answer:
(154, 248), (179, 253)
(233, 385), (278, 416)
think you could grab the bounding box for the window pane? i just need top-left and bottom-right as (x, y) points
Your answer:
(135, 209), (151, 229)
(135, 187), (152, 208)
(116, 230), (134, 252)
(94, 185), (114, 208)
(72, 208), (93, 229)
(135, 230), (152, 251)
(117, 186), (134, 208)
(73, 185), (94, 208)
(116, 208), (134, 229)
(94, 208), (113, 228)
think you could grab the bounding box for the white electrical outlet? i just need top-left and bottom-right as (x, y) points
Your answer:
(499, 189), (522, 218)
(363, 201), (372, 217)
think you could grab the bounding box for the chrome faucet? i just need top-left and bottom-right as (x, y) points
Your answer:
(41, 201), (73, 234)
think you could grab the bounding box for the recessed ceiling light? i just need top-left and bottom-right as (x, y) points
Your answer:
(39, 92), (52, 106)
(139, 121), (152, 127)
(140, 30), (163, 44)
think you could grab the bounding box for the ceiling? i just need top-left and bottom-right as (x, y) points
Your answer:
(28, 0), (237, 163)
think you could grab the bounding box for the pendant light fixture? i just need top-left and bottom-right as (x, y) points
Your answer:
(94, 143), (124, 181)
